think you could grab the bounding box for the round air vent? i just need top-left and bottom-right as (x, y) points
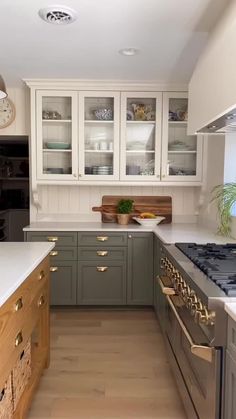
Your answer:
(38, 5), (77, 25)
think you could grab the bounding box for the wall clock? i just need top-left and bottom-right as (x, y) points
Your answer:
(0, 98), (16, 128)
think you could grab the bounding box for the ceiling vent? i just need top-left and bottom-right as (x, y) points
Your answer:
(38, 5), (77, 25)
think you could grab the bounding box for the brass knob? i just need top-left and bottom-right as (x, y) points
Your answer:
(38, 295), (45, 308)
(50, 250), (58, 257)
(50, 266), (58, 272)
(14, 298), (23, 312)
(128, 234), (132, 239)
(15, 332), (23, 347)
(38, 270), (45, 281)
(47, 236), (58, 242)
(97, 250), (108, 257)
(96, 266), (108, 272)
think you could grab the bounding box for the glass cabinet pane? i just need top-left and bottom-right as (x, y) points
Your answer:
(124, 96), (158, 178)
(167, 97), (197, 177)
(41, 96), (73, 176)
(83, 96), (114, 176)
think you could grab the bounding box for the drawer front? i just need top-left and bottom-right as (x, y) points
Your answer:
(26, 231), (77, 247)
(78, 247), (127, 261)
(49, 246), (77, 261)
(78, 232), (127, 247)
(228, 317), (236, 358)
(77, 261), (126, 305)
(50, 261), (77, 305)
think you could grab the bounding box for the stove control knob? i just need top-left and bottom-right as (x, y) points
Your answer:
(195, 307), (215, 325)
(187, 293), (197, 309)
(191, 299), (203, 316)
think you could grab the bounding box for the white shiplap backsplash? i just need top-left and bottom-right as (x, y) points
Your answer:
(33, 185), (200, 223)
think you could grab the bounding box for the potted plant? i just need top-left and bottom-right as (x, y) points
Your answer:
(211, 182), (236, 237)
(116, 199), (134, 225)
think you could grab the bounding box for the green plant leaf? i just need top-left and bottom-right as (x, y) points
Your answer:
(211, 182), (236, 236)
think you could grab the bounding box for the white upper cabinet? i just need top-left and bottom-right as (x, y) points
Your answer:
(78, 91), (120, 180)
(120, 92), (162, 181)
(36, 90), (78, 180)
(162, 92), (203, 182)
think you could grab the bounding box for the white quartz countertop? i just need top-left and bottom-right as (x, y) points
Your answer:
(0, 242), (54, 307)
(23, 221), (236, 244)
(225, 303), (236, 322)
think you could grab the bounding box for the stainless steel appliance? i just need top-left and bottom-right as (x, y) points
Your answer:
(157, 243), (236, 419)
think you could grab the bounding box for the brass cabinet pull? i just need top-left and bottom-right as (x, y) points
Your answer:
(38, 295), (45, 308)
(166, 295), (214, 363)
(50, 250), (58, 257)
(96, 266), (108, 272)
(47, 236), (58, 242)
(38, 270), (45, 281)
(157, 275), (175, 296)
(97, 250), (108, 257)
(50, 266), (58, 272)
(96, 236), (108, 242)
(15, 332), (23, 347)
(14, 298), (23, 312)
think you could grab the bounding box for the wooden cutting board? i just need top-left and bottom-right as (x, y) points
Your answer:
(92, 196), (172, 223)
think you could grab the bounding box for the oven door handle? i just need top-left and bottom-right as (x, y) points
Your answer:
(166, 295), (214, 363)
(157, 276), (176, 296)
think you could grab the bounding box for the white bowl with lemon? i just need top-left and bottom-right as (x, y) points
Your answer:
(133, 212), (165, 227)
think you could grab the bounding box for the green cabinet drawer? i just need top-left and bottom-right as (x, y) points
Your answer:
(78, 246), (127, 261)
(50, 247), (77, 261)
(50, 261), (77, 305)
(77, 261), (126, 305)
(26, 231), (78, 247)
(78, 232), (127, 247)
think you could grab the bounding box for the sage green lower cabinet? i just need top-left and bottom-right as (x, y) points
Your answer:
(127, 233), (153, 305)
(50, 261), (77, 305)
(77, 261), (126, 305)
(225, 350), (236, 419)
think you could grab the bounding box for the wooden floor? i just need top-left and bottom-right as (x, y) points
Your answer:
(28, 309), (187, 419)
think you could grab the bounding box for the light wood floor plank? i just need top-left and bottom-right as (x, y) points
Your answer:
(27, 309), (186, 419)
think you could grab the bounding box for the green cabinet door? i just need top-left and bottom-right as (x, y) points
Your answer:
(77, 261), (126, 305)
(225, 350), (236, 419)
(50, 261), (77, 305)
(127, 233), (153, 305)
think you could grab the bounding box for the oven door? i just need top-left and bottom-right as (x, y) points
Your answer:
(165, 293), (222, 419)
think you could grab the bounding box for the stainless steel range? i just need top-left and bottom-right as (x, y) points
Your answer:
(157, 242), (236, 419)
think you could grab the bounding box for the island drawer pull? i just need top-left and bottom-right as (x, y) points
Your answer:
(97, 250), (108, 257)
(50, 251), (58, 257)
(96, 236), (108, 242)
(14, 298), (23, 312)
(15, 332), (23, 347)
(50, 266), (58, 272)
(38, 270), (45, 281)
(38, 295), (45, 308)
(47, 236), (58, 242)
(96, 266), (108, 272)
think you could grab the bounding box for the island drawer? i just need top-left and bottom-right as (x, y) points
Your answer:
(78, 246), (127, 261)
(228, 317), (236, 358)
(26, 231), (78, 247)
(49, 247), (77, 261)
(78, 232), (127, 247)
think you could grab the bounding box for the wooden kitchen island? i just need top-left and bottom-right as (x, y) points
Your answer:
(0, 242), (54, 419)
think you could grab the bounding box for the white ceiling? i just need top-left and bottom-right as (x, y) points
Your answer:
(0, 0), (230, 86)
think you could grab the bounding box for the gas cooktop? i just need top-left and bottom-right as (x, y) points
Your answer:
(175, 243), (236, 297)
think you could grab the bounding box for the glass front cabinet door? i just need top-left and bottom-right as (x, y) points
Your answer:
(78, 91), (120, 180)
(36, 90), (78, 180)
(162, 92), (203, 182)
(120, 92), (162, 181)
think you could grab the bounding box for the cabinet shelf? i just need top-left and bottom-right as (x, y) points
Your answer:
(126, 120), (155, 124)
(85, 149), (113, 153)
(168, 121), (187, 126)
(43, 149), (71, 153)
(42, 119), (71, 123)
(85, 120), (114, 124)
(168, 150), (196, 154)
(126, 150), (155, 153)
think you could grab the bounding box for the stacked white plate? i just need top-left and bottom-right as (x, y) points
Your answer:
(92, 165), (113, 175)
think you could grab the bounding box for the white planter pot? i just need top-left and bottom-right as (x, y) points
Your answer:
(231, 216), (236, 239)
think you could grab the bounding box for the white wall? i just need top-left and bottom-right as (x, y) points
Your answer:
(32, 184), (200, 223)
(188, 1), (236, 134)
(0, 84), (29, 136)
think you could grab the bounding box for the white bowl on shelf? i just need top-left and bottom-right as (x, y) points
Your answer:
(133, 216), (165, 227)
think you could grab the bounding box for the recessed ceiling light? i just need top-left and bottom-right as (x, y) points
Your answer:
(38, 5), (78, 25)
(119, 48), (139, 56)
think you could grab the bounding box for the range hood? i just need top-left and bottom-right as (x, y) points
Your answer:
(198, 107), (236, 134)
